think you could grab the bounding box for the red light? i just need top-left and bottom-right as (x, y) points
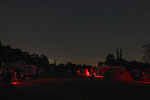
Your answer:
(77, 70), (80, 74)
(95, 75), (103, 80)
(11, 82), (20, 85)
(136, 81), (150, 84)
(85, 69), (90, 76)
(134, 70), (136, 72)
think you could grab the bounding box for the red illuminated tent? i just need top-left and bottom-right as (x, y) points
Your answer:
(100, 66), (134, 83)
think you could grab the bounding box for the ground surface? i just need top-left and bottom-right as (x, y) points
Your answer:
(0, 78), (150, 100)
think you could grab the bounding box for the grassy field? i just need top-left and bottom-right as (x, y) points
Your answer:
(0, 78), (150, 100)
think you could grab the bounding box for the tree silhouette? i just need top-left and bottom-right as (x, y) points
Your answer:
(142, 44), (150, 64)
(105, 54), (116, 66)
(0, 41), (50, 72)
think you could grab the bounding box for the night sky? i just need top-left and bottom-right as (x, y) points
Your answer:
(0, 0), (150, 65)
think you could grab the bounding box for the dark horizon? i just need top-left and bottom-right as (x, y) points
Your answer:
(1, 0), (150, 65)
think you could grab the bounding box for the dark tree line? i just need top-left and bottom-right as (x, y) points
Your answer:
(0, 41), (94, 78)
(104, 53), (150, 70)
(0, 41), (49, 71)
(142, 44), (150, 64)
(102, 47), (150, 80)
(1, 40), (150, 79)
(104, 53), (128, 66)
(52, 62), (94, 78)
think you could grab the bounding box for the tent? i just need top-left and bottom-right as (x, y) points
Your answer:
(100, 66), (134, 83)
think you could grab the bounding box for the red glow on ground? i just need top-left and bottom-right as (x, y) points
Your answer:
(11, 82), (20, 85)
(136, 81), (150, 84)
(95, 75), (103, 80)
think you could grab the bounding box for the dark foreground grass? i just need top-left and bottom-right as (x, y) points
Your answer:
(0, 78), (150, 100)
